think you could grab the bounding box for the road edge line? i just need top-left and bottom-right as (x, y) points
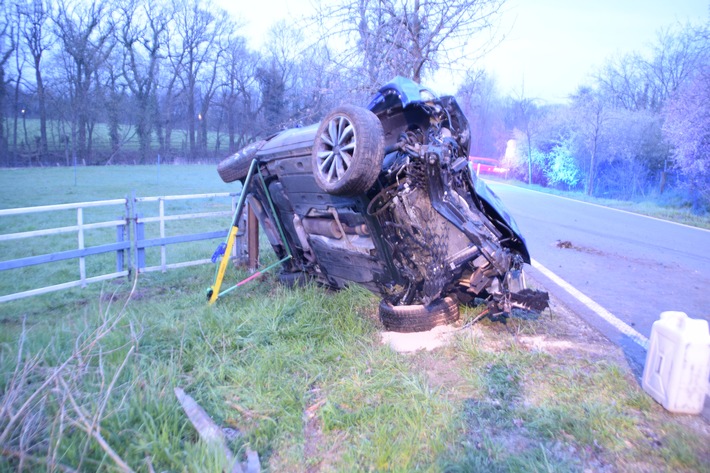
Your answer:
(487, 181), (710, 233)
(531, 258), (649, 350)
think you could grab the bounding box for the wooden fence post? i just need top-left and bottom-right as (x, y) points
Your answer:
(247, 205), (259, 271)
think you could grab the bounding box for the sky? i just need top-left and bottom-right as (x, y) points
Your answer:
(217, 0), (710, 103)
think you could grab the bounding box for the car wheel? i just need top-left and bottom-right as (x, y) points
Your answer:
(379, 297), (460, 333)
(312, 105), (385, 195)
(217, 139), (266, 183)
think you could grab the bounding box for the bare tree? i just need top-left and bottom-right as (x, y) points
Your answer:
(506, 83), (542, 185)
(10, 4), (27, 162)
(289, 42), (349, 123)
(316, 0), (505, 92)
(644, 25), (709, 108)
(570, 86), (611, 196)
(596, 24), (709, 113)
(663, 62), (710, 209)
(0, 0), (17, 163)
(456, 69), (505, 158)
(167, 0), (228, 160)
(595, 53), (650, 111)
(217, 35), (260, 152)
(17, 0), (53, 158)
(118, 0), (167, 163)
(195, 11), (231, 155)
(53, 0), (115, 163)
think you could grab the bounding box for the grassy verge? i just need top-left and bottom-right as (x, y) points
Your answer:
(485, 177), (710, 230)
(1, 267), (708, 472)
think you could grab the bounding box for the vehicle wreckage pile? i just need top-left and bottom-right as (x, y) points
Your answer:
(217, 77), (548, 332)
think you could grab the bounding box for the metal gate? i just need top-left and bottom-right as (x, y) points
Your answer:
(0, 192), (244, 303)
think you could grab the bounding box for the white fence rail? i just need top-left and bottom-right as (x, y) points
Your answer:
(0, 192), (244, 303)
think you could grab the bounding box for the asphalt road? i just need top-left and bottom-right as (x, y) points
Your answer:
(486, 181), (710, 368)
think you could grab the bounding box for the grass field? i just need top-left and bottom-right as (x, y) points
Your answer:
(0, 164), (235, 208)
(1, 166), (709, 472)
(5, 118), (228, 161)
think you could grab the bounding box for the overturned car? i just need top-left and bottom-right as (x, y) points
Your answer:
(217, 77), (548, 331)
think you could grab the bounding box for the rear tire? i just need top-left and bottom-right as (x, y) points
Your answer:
(217, 139), (266, 183)
(379, 297), (460, 332)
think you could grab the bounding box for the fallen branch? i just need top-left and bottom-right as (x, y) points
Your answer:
(175, 388), (261, 473)
(175, 387), (242, 473)
(60, 376), (134, 473)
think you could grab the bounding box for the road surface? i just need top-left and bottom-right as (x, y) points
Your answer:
(487, 182), (710, 369)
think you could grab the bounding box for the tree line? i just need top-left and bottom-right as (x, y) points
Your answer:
(0, 0), (504, 165)
(0, 0), (708, 209)
(457, 21), (710, 210)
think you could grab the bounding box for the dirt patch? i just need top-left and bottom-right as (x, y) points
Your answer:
(303, 406), (325, 472)
(380, 324), (458, 353)
(555, 239), (607, 257)
(411, 350), (475, 396)
(387, 284), (710, 471)
(519, 297), (629, 365)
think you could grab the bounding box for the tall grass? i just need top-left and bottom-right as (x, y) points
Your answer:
(2, 272), (708, 471)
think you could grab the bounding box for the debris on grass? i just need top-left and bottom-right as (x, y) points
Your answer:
(175, 387), (260, 473)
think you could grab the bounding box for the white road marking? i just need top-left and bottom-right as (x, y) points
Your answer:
(531, 258), (649, 350)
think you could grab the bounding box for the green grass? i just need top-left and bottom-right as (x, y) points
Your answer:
(2, 266), (709, 471)
(1, 166), (709, 472)
(6, 117), (229, 159)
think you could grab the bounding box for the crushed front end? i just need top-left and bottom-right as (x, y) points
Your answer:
(366, 78), (548, 317)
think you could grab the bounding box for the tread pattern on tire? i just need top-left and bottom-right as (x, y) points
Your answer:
(379, 297), (460, 333)
(312, 105), (385, 196)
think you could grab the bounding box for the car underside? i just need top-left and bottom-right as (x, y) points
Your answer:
(217, 77), (548, 331)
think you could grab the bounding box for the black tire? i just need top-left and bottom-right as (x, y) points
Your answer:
(217, 139), (267, 183)
(379, 297), (460, 333)
(312, 105), (385, 196)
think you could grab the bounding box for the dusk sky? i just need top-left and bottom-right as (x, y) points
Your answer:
(219, 0), (710, 103)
